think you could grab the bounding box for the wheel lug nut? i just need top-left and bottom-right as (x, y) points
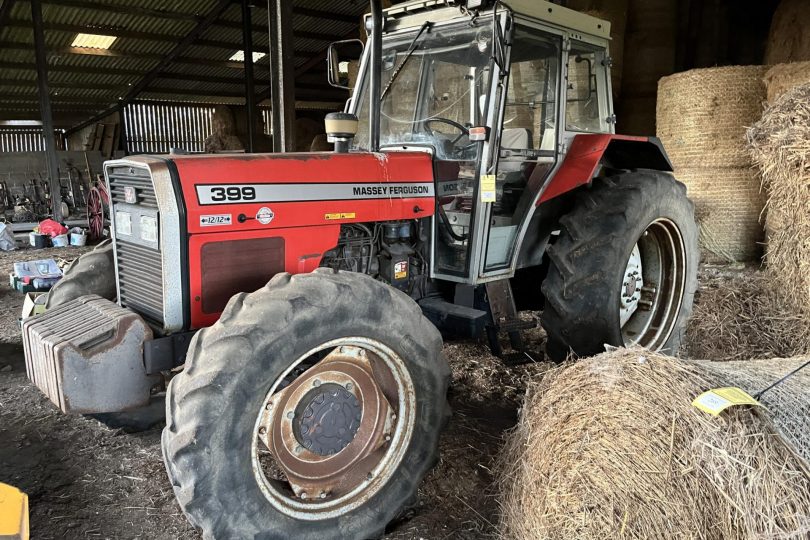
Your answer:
(265, 402), (273, 410)
(313, 379), (321, 388)
(287, 411), (295, 419)
(320, 491), (328, 499)
(258, 426), (267, 435)
(345, 382), (354, 391)
(295, 445), (304, 454)
(300, 492), (308, 499)
(358, 349), (366, 357)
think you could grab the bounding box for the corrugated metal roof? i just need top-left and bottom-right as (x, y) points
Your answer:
(1, 0), (364, 127)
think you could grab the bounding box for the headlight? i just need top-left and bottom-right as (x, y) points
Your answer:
(115, 211), (132, 236)
(140, 215), (158, 243)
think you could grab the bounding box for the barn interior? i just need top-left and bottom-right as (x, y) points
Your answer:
(1, 1), (809, 539)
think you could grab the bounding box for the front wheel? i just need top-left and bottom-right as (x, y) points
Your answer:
(162, 269), (449, 540)
(541, 170), (699, 361)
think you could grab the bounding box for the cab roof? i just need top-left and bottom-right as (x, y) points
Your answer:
(382, 0), (611, 41)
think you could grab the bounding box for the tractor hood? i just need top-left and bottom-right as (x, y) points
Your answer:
(170, 151), (436, 234)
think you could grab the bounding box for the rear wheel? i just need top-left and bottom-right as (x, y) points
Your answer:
(86, 186), (105, 241)
(162, 269), (449, 540)
(541, 171), (698, 361)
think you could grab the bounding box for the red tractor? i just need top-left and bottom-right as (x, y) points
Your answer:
(22, 0), (698, 538)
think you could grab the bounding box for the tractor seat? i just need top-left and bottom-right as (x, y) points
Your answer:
(499, 128), (533, 173)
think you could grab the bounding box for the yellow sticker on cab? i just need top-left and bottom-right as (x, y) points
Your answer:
(692, 387), (761, 416)
(480, 174), (496, 203)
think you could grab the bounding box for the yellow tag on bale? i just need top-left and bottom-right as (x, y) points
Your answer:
(692, 387), (761, 416)
(0, 482), (29, 540)
(480, 174), (496, 203)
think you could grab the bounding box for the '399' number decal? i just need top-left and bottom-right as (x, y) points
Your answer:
(209, 186), (257, 202)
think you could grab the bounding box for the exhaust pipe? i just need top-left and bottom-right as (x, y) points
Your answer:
(368, 0), (382, 152)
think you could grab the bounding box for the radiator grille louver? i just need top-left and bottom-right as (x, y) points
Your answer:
(108, 166), (158, 208)
(108, 165), (164, 328)
(115, 241), (164, 326)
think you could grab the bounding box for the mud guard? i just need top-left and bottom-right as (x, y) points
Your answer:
(538, 134), (674, 205)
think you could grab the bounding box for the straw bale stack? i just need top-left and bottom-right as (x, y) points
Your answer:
(204, 105), (244, 153)
(498, 349), (810, 540)
(657, 66), (767, 168)
(764, 61), (810, 104)
(765, 0), (810, 65)
(686, 269), (810, 361)
(675, 167), (765, 263)
(657, 67), (767, 262)
(748, 83), (810, 315)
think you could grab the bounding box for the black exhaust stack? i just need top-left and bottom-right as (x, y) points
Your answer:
(368, 0), (383, 152)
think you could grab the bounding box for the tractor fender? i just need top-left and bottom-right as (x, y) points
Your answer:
(538, 134), (674, 205)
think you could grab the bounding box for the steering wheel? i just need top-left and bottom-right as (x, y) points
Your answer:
(424, 117), (469, 145)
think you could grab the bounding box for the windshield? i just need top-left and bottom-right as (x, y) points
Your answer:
(353, 21), (493, 160)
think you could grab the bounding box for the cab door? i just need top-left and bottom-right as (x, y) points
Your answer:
(478, 24), (564, 278)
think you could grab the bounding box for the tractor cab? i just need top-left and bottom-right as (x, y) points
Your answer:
(332, 0), (614, 284)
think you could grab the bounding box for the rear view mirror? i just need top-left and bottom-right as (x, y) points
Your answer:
(327, 39), (365, 90)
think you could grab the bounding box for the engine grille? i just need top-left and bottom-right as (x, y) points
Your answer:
(116, 240), (164, 325)
(108, 165), (158, 208)
(108, 165), (164, 327)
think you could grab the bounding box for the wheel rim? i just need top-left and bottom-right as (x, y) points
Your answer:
(251, 337), (416, 521)
(620, 218), (687, 350)
(87, 188), (104, 240)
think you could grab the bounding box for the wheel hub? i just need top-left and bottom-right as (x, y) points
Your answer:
(294, 383), (362, 456)
(258, 346), (395, 500)
(620, 244), (644, 326)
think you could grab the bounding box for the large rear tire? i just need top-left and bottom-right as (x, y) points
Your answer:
(541, 171), (698, 361)
(162, 269), (449, 540)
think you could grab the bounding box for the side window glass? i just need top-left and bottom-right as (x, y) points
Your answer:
(565, 41), (607, 133)
(483, 27), (561, 272)
(503, 37), (559, 153)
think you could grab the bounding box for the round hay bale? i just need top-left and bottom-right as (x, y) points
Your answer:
(765, 0), (810, 65)
(675, 167), (765, 263)
(657, 66), (767, 169)
(748, 83), (810, 315)
(696, 356), (810, 464)
(204, 105), (245, 153)
(210, 105), (236, 136)
(497, 349), (810, 540)
(764, 61), (810, 104)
